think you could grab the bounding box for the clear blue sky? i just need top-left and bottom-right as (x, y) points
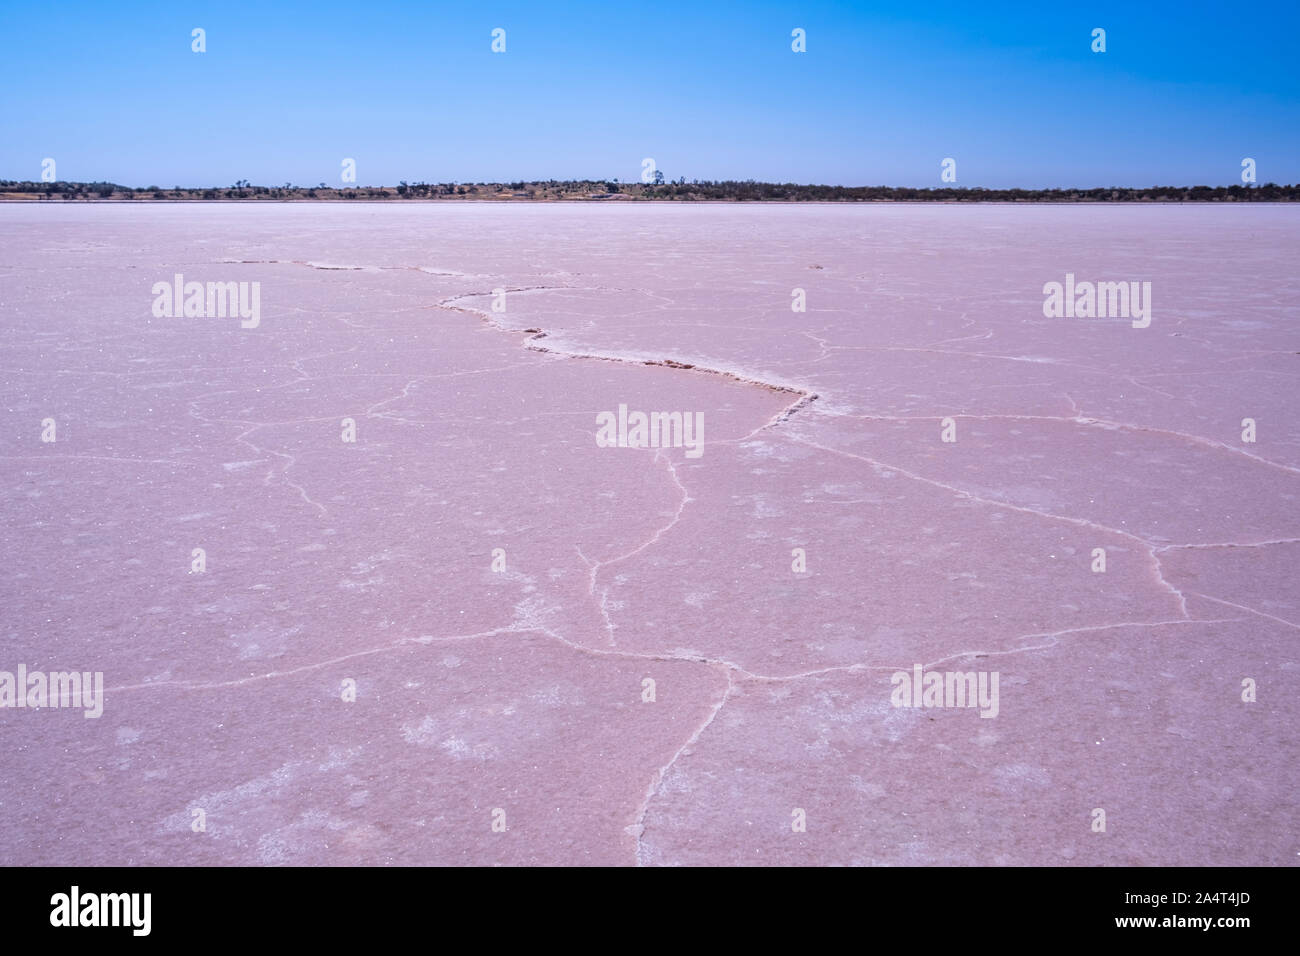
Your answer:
(2, 0), (1296, 188)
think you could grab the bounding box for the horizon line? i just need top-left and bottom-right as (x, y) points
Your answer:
(4, 179), (1296, 199)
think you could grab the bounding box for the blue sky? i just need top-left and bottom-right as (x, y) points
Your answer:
(2, 1), (1296, 188)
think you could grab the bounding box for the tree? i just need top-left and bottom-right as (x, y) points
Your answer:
(653, 169), (665, 185)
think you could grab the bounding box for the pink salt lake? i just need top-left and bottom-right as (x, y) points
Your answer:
(0, 202), (1296, 865)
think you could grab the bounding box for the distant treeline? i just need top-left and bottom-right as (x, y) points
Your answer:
(3, 179), (1297, 202)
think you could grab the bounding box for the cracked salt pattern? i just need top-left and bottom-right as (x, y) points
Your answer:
(0, 202), (1296, 865)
